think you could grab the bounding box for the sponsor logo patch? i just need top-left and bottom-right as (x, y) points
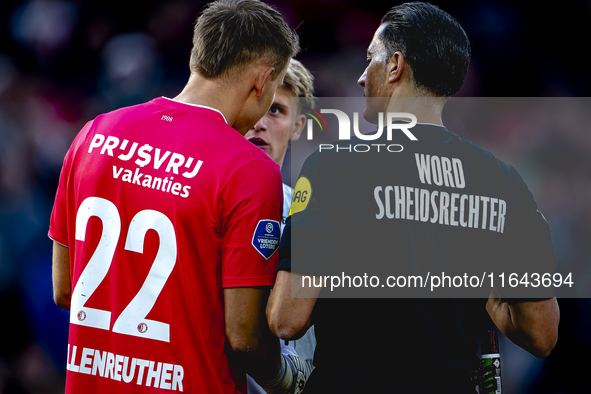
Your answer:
(289, 177), (312, 216)
(252, 220), (280, 259)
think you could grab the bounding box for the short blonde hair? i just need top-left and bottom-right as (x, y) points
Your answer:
(283, 58), (315, 113)
(191, 0), (299, 80)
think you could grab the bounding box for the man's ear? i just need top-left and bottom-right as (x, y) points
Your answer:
(387, 51), (405, 83)
(254, 67), (276, 98)
(291, 113), (306, 142)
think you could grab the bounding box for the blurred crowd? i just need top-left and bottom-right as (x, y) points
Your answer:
(0, 0), (589, 392)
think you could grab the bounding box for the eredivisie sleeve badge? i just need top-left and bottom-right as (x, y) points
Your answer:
(251, 220), (280, 259)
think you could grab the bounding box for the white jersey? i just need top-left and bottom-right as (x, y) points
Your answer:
(282, 183), (293, 232)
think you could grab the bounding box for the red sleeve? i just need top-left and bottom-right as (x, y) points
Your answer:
(219, 158), (283, 288)
(48, 121), (92, 247)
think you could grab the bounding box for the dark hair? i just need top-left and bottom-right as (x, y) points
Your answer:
(380, 2), (470, 97)
(191, 0), (299, 79)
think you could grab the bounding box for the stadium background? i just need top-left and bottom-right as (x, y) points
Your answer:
(0, 0), (589, 392)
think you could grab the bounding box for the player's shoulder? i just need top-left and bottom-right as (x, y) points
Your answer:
(92, 100), (155, 127)
(73, 101), (152, 138)
(457, 135), (519, 177)
(232, 144), (282, 181)
(446, 129), (530, 195)
(219, 144), (282, 203)
(219, 126), (280, 167)
(67, 101), (150, 147)
(296, 148), (340, 189)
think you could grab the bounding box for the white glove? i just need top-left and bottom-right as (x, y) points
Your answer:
(262, 354), (314, 394)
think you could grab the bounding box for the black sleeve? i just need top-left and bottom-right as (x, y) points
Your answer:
(277, 149), (340, 276)
(277, 216), (292, 272)
(499, 164), (557, 301)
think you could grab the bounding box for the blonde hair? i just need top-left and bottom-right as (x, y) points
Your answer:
(191, 0), (299, 79)
(283, 58), (315, 113)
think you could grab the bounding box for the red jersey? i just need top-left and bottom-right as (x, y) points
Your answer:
(49, 97), (283, 393)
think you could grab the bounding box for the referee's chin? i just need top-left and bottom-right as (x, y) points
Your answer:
(363, 106), (381, 125)
(362, 97), (389, 125)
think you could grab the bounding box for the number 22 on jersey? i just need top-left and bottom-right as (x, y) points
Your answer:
(71, 196), (177, 343)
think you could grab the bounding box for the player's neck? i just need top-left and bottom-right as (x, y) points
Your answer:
(174, 72), (243, 126)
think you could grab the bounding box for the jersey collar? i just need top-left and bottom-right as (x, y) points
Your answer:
(157, 97), (228, 124)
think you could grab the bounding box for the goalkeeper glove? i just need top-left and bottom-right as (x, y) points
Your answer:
(470, 363), (498, 394)
(260, 354), (313, 394)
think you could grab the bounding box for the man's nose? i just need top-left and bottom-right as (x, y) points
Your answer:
(358, 68), (367, 88)
(253, 116), (268, 131)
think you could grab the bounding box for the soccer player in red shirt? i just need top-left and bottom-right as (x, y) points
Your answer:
(49, 1), (309, 393)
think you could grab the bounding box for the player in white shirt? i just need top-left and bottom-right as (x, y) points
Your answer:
(245, 58), (316, 393)
(246, 58), (314, 230)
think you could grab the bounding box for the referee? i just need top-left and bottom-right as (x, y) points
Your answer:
(266, 2), (559, 393)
